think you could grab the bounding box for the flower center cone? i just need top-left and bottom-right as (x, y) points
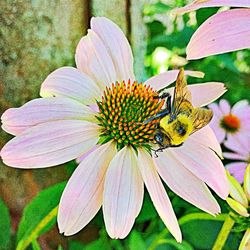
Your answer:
(96, 80), (164, 150)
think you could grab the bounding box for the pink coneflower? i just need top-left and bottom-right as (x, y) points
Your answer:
(224, 135), (250, 183)
(209, 99), (250, 144)
(175, 0), (250, 60)
(0, 17), (229, 241)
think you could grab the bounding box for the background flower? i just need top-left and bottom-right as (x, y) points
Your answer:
(209, 99), (250, 144)
(175, 0), (250, 60)
(224, 134), (250, 183)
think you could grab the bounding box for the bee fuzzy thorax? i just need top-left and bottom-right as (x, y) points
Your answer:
(160, 114), (193, 145)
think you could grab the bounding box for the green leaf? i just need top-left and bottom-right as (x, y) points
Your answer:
(179, 213), (240, 250)
(196, 8), (219, 26)
(31, 240), (42, 250)
(148, 213), (227, 250)
(147, 27), (194, 54)
(85, 239), (108, 250)
(129, 230), (146, 250)
(16, 181), (66, 250)
(57, 245), (64, 250)
(0, 197), (11, 249)
(144, 2), (171, 16)
(154, 239), (193, 250)
(68, 241), (85, 250)
(136, 193), (157, 223)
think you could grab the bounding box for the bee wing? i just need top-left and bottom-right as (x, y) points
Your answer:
(172, 68), (192, 115)
(191, 107), (213, 134)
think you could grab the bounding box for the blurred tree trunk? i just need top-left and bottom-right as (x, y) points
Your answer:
(0, 0), (148, 247)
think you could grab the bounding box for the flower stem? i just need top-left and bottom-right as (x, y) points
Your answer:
(212, 213), (235, 250)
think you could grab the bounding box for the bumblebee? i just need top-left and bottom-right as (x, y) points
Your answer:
(144, 68), (213, 156)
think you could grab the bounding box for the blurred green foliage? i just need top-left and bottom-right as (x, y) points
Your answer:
(0, 198), (11, 249)
(144, 1), (250, 105)
(16, 182), (66, 250)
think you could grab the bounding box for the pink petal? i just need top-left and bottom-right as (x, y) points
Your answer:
(232, 100), (250, 123)
(226, 162), (247, 184)
(219, 99), (231, 115)
(209, 103), (226, 143)
(209, 103), (223, 118)
(165, 82), (226, 107)
(154, 150), (220, 215)
(186, 9), (250, 60)
(209, 116), (226, 143)
(40, 67), (101, 105)
(103, 147), (144, 239)
(172, 141), (229, 199)
(224, 135), (249, 157)
(75, 30), (117, 89)
(91, 17), (135, 82)
(223, 152), (246, 161)
(1, 97), (96, 136)
(189, 83), (226, 107)
(76, 145), (100, 163)
(144, 70), (204, 90)
(176, 0), (250, 15)
(58, 142), (116, 235)
(0, 120), (99, 168)
(137, 148), (182, 242)
(232, 100), (249, 115)
(188, 125), (222, 157)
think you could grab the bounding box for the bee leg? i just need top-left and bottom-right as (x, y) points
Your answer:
(152, 147), (165, 157)
(171, 143), (184, 148)
(143, 108), (170, 125)
(153, 92), (170, 100)
(165, 94), (171, 112)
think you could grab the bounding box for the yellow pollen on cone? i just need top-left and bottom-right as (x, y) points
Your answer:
(96, 80), (164, 150)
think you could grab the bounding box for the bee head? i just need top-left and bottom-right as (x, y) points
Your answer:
(176, 124), (187, 136)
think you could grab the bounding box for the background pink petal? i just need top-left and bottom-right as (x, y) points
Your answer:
(232, 100), (250, 127)
(75, 30), (117, 89)
(224, 135), (249, 157)
(144, 70), (204, 90)
(1, 97), (96, 136)
(137, 149), (182, 242)
(209, 103), (226, 143)
(40, 67), (101, 105)
(226, 162), (247, 184)
(172, 141), (229, 199)
(209, 103), (223, 117)
(154, 151), (220, 215)
(208, 117), (226, 143)
(176, 0), (250, 15)
(165, 82), (226, 107)
(223, 152), (246, 161)
(186, 9), (250, 60)
(103, 147), (144, 239)
(91, 17), (135, 82)
(58, 142), (116, 235)
(219, 99), (230, 114)
(0, 120), (99, 168)
(232, 100), (250, 116)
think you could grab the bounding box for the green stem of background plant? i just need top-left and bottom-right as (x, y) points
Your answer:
(212, 212), (235, 250)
